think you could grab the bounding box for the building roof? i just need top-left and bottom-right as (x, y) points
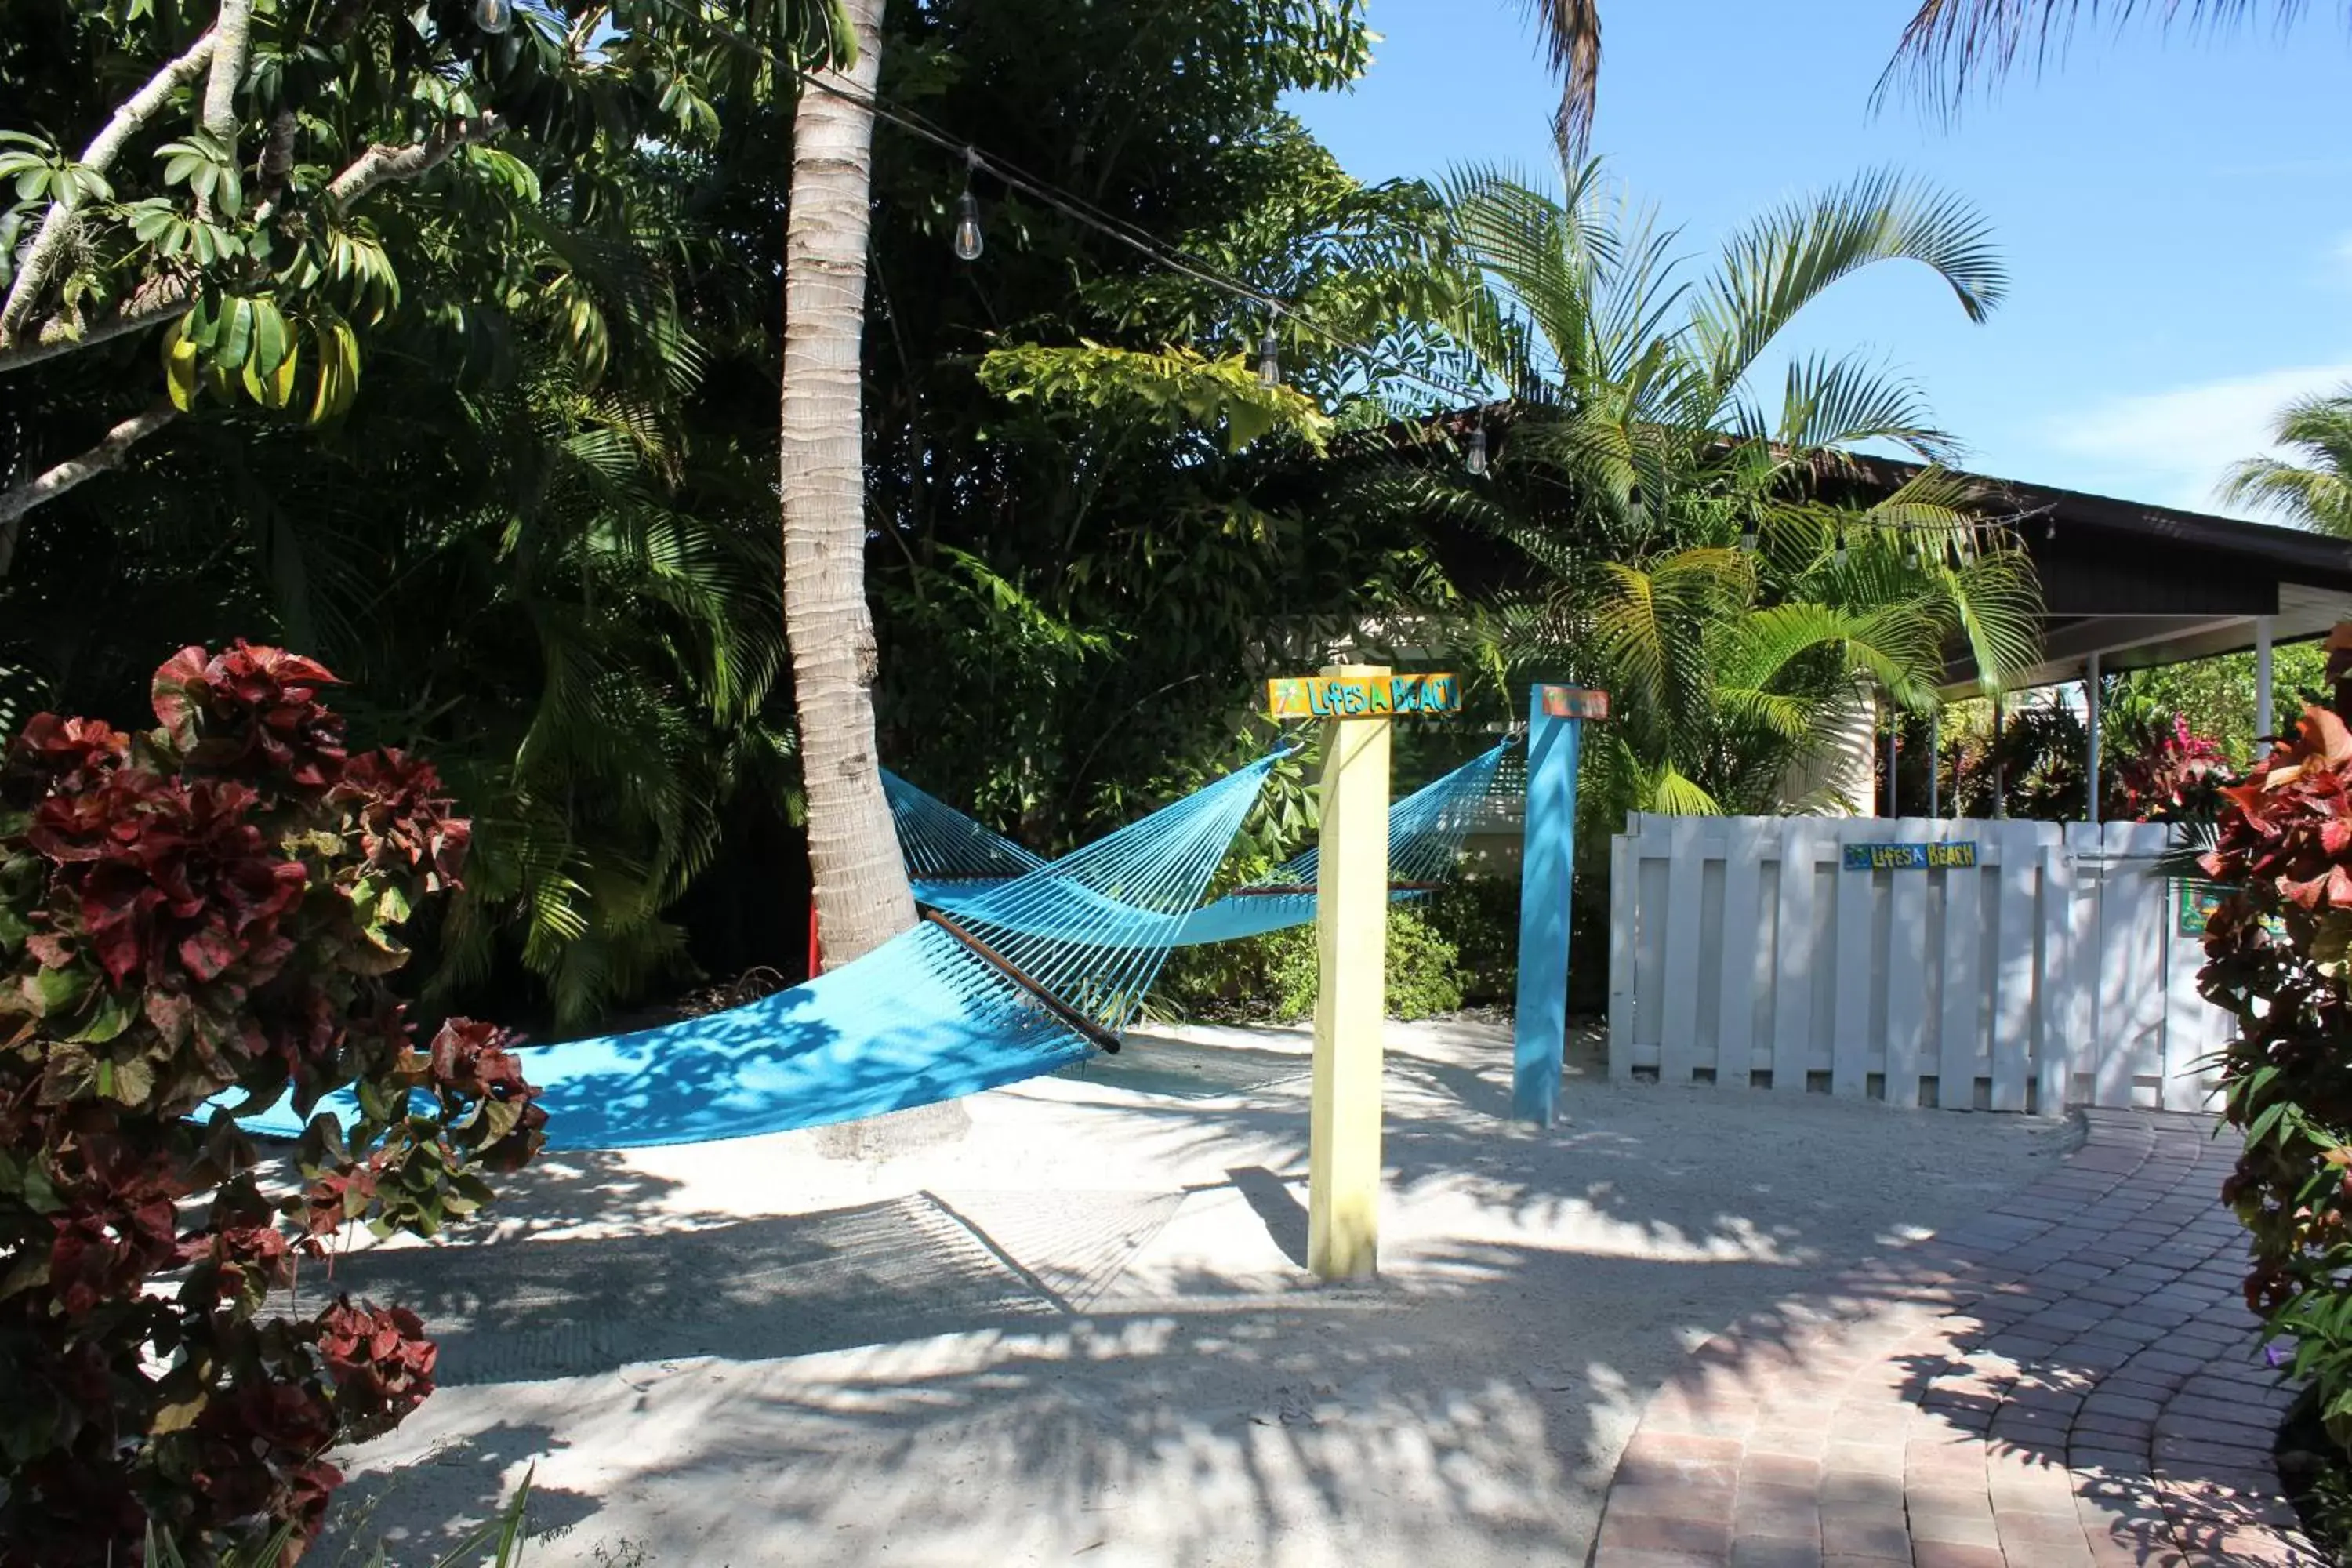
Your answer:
(1835, 456), (2352, 692)
(1356, 411), (2352, 693)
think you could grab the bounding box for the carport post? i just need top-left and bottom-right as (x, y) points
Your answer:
(2086, 652), (2102, 825)
(1929, 705), (1941, 818)
(2256, 615), (2275, 756)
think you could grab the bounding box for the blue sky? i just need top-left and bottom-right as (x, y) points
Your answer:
(1287, 2), (2352, 519)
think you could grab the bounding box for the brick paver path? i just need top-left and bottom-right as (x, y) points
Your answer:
(1593, 1110), (2327, 1567)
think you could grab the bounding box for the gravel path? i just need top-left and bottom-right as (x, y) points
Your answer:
(303, 1018), (2070, 1567)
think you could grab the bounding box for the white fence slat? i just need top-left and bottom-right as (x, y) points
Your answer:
(1715, 818), (1762, 1090)
(1936, 855), (1982, 1111)
(1657, 817), (1706, 1087)
(1990, 840), (2037, 1112)
(2141, 821), (2220, 1112)
(2096, 822), (2160, 1107)
(1831, 819), (1877, 1098)
(2035, 841), (2074, 1116)
(1607, 829), (1635, 1085)
(1884, 817), (1932, 1109)
(2063, 822), (2103, 1107)
(1770, 829), (1817, 1094)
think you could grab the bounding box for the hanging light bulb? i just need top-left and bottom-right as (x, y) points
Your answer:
(1465, 423), (1488, 477)
(952, 191), (984, 261)
(1905, 536), (1922, 568)
(2044, 515), (2057, 542)
(952, 150), (983, 261)
(474, 0), (514, 34)
(1257, 321), (1281, 387)
(1738, 523), (1759, 553)
(1831, 527), (1848, 568)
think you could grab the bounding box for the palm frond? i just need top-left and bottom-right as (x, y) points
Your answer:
(1878, 0), (2306, 119)
(2218, 387), (2352, 535)
(1940, 544), (2047, 695)
(1755, 351), (1958, 461)
(1517, 0), (1605, 158)
(1694, 169), (2006, 401)
(1650, 760), (1722, 815)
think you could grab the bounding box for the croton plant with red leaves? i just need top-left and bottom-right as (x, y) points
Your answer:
(2113, 715), (2235, 825)
(2200, 626), (2352, 1446)
(0, 644), (543, 1566)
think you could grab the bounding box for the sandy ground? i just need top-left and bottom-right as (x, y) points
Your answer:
(299, 1018), (2071, 1567)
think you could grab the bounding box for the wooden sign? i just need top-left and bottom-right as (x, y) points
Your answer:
(1842, 840), (1977, 872)
(1265, 672), (1460, 720)
(1534, 685), (1610, 720)
(2176, 880), (2275, 938)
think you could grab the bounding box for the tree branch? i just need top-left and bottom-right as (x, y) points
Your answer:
(0, 31), (216, 345)
(325, 111), (504, 209)
(0, 277), (198, 376)
(201, 0), (251, 142)
(194, 0), (254, 223)
(251, 108), (300, 223)
(5, 100), (501, 376)
(0, 404), (182, 574)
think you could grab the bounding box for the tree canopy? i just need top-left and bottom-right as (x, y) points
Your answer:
(3, 0), (2045, 1029)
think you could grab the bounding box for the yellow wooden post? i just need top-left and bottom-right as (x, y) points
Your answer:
(1308, 661), (1392, 1280)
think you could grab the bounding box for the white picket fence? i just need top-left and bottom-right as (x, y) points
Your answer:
(1605, 815), (2234, 1114)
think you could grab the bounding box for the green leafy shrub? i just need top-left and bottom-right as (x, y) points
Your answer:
(0, 644), (544, 1566)
(1154, 905), (1464, 1024)
(2199, 667), (2352, 1446)
(1422, 879), (1521, 1007)
(147, 1471), (535, 1566)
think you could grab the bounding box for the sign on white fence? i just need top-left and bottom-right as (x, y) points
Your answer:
(1605, 815), (2231, 1114)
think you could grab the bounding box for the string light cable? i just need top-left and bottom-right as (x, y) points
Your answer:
(621, 0), (2063, 541)
(629, 0), (1491, 409)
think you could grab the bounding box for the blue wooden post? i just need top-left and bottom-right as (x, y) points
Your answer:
(1513, 684), (1606, 1126)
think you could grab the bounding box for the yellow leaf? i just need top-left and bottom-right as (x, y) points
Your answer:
(307, 318), (358, 423)
(151, 1391), (208, 1434)
(245, 335), (297, 409)
(162, 318), (198, 412)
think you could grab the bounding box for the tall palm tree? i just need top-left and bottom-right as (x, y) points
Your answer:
(1520, 1), (2328, 151)
(2220, 387), (2352, 537)
(1519, 0), (1603, 156)
(1882, 1), (2334, 109)
(1381, 162), (2041, 815)
(782, 0), (915, 970)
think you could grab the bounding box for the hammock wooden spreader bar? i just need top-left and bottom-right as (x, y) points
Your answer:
(922, 909), (1123, 1054)
(1228, 880), (1443, 898)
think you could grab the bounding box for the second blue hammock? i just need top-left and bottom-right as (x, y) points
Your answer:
(885, 738), (1519, 947)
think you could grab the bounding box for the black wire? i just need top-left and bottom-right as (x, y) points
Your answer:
(637, 0), (1494, 409)
(632, 0), (2053, 539)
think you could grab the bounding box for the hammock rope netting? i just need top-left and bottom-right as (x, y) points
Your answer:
(887, 739), (1518, 947)
(232, 739), (1516, 1150)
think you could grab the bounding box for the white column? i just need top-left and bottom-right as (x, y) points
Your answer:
(2086, 653), (2102, 826)
(2256, 615), (2276, 757)
(1929, 705), (1941, 818)
(1991, 692), (2005, 819)
(1885, 717), (1898, 818)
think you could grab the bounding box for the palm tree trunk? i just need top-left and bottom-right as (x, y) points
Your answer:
(782, 0), (912, 971)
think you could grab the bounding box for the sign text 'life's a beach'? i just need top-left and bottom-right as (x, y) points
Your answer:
(1265, 672), (1461, 720)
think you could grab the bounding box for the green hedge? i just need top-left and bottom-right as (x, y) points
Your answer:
(1152, 903), (1470, 1024)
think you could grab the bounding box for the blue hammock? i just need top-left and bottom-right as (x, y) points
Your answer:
(228, 753), (1283, 1150)
(891, 739), (1519, 947)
